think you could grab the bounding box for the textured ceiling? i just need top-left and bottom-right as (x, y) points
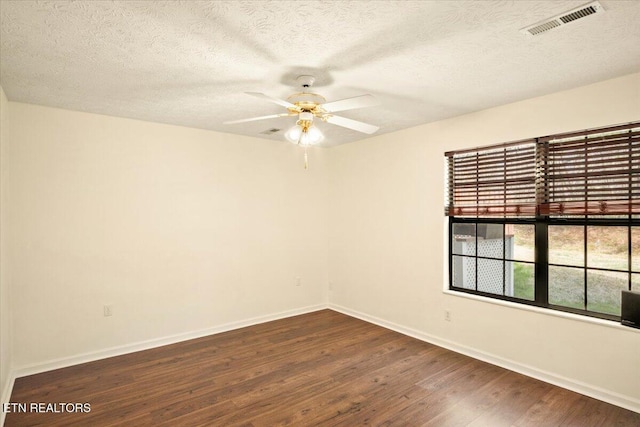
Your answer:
(1, 0), (639, 146)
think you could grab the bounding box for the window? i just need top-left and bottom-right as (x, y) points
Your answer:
(446, 121), (640, 321)
(451, 221), (535, 300)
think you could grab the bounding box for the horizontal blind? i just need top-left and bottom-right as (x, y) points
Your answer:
(446, 141), (537, 216)
(539, 123), (640, 215)
(445, 121), (640, 217)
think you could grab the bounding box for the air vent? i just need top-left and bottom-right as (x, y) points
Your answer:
(527, 21), (561, 36)
(260, 128), (281, 135)
(521, 1), (604, 36)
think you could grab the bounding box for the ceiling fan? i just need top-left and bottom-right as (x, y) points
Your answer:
(223, 75), (380, 147)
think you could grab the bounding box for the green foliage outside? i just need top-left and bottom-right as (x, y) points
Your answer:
(513, 263), (534, 301)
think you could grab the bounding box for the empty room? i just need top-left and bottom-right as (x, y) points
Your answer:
(0, 1), (639, 425)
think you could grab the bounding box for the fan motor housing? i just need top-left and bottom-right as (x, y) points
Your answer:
(287, 92), (326, 111)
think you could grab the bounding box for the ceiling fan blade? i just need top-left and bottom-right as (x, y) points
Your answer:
(224, 112), (295, 125)
(325, 115), (379, 134)
(322, 94), (380, 113)
(246, 92), (299, 110)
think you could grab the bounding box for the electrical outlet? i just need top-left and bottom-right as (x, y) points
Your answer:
(444, 310), (451, 322)
(329, 281), (333, 291)
(295, 276), (301, 287)
(104, 305), (113, 317)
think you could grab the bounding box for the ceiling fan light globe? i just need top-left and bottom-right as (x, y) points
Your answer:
(306, 125), (324, 144)
(285, 124), (303, 143)
(299, 132), (312, 147)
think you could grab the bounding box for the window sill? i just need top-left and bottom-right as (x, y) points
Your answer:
(442, 289), (640, 333)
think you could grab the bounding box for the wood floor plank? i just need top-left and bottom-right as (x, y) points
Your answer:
(5, 309), (638, 426)
(560, 395), (627, 427)
(466, 375), (553, 426)
(351, 360), (508, 426)
(512, 387), (585, 426)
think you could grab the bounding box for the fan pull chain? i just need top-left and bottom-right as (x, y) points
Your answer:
(304, 147), (308, 170)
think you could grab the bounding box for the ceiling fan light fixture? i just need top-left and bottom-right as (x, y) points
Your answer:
(285, 123), (324, 146)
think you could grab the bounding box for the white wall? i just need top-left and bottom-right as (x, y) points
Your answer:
(328, 73), (640, 407)
(6, 103), (328, 369)
(0, 86), (12, 407)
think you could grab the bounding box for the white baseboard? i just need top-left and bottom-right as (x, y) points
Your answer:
(328, 303), (640, 414)
(11, 304), (326, 380)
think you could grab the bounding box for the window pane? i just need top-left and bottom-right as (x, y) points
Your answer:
(549, 226), (584, 267)
(452, 223), (476, 256)
(452, 256), (475, 290)
(508, 224), (534, 262)
(549, 266), (584, 309)
(477, 224), (503, 258)
(632, 273), (640, 292)
(633, 227), (640, 272)
(587, 226), (628, 270)
(478, 259), (503, 295)
(587, 270), (627, 316)
(507, 261), (534, 301)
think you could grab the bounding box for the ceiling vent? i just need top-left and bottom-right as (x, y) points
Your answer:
(521, 1), (604, 36)
(260, 128), (281, 135)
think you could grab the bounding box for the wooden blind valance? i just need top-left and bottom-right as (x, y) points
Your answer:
(445, 121), (640, 217)
(446, 141), (537, 216)
(539, 123), (640, 215)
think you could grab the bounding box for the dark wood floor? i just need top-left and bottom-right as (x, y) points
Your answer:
(6, 310), (639, 426)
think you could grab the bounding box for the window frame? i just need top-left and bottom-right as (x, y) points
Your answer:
(448, 215), (639, 322)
